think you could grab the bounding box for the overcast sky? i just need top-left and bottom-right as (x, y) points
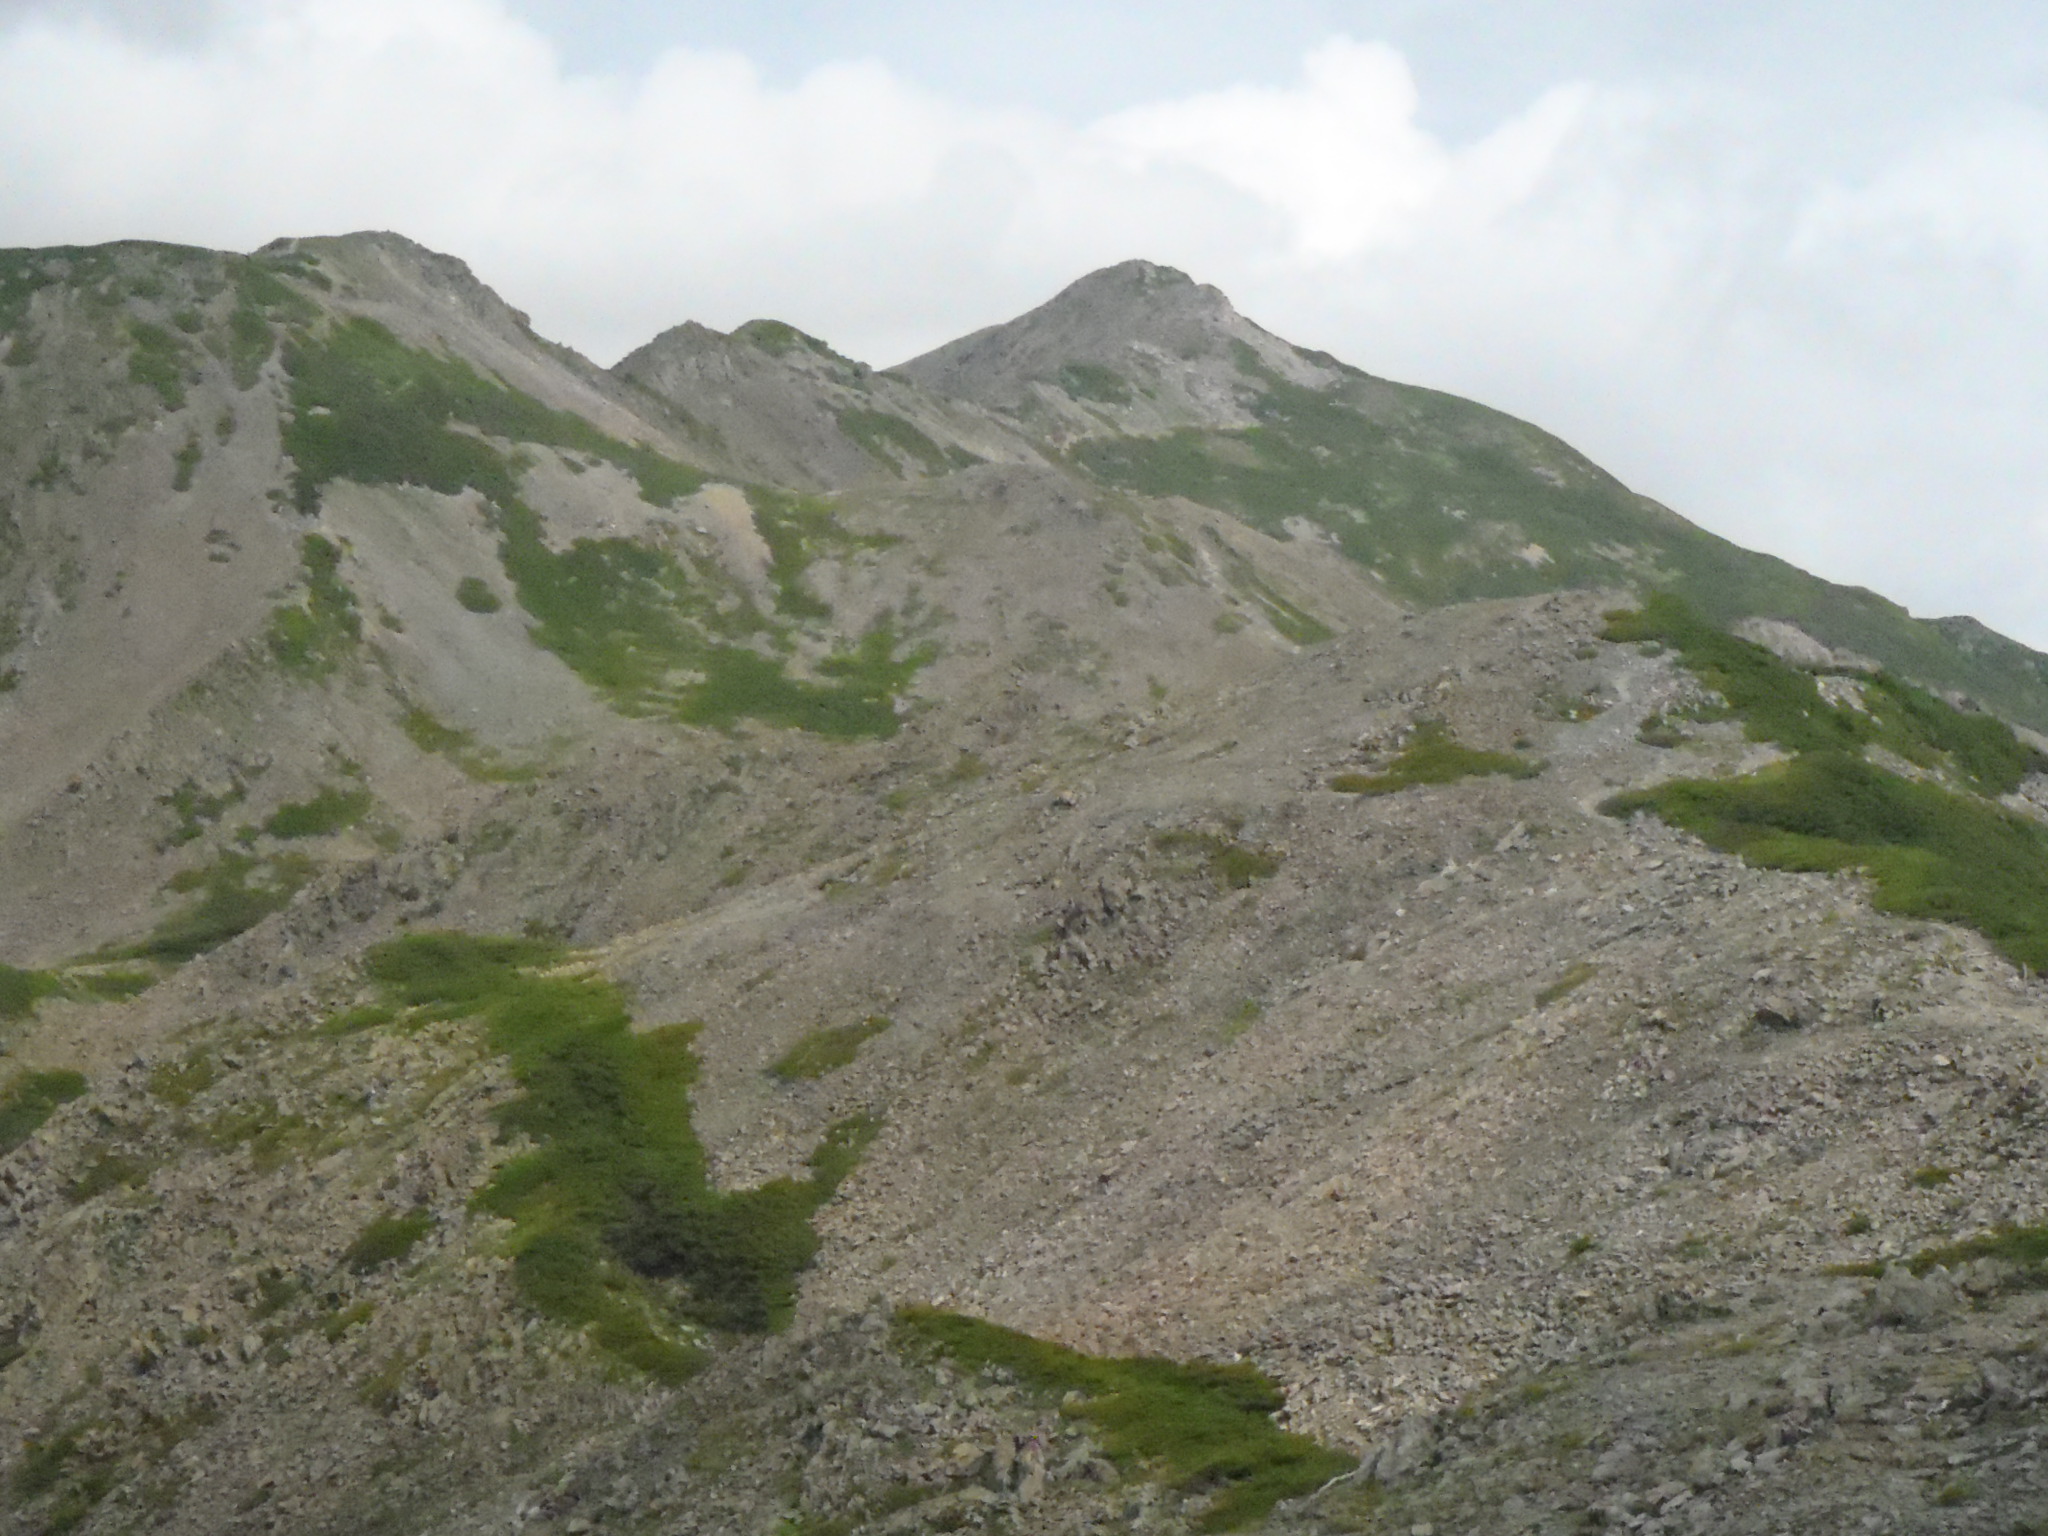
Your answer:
(2, 2), (2045, 647)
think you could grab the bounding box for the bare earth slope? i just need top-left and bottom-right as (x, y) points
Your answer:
(4, 238), (2048, 1536)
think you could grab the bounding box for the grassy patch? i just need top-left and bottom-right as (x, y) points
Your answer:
(171, 434), (202, 492)
(0, 963), (152, 1022)
(0, 1068), (87, 1156)
(748, 486), (896, 619)
(836, 409), (962, 476)
(1608, 594), (2045, 793)
(1153, 829), (1283, 890)
(351, 933), (879, 1373)
(280, 318), (928, 736)
(1604, 751), (2048, 971)
(1058, 361), (1134, 405)
(398, 707), (533, 783)
(124, 851), (313, 962)
(1331, 720), (1541, 796)
(895, 1307), (1352, 1530)
(344, 1209), (435, 1273)
(1536, 961), (1599, 1008)
(0, 962), (61, 1021)
(455, 575), (502, 613)
(262, 785), (372, 840)
(282, 316), (704, 514)
(127, 319), (189, 409)
(160, 775), (248, 846)
(498, 499), (926, 738)
(266, 534), (362, 677)
(1902, 1223), (2048, 1287)
(1606, 597), (2048, 970)
(769, 1016), (891, 1081)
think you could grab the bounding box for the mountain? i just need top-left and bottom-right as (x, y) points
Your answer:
(5, 233), (2048, 1536)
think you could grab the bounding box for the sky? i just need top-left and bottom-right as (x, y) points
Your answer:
(2, 2), (2046, 647)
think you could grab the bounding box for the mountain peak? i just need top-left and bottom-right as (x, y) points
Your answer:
(892, 258), (1335, 429)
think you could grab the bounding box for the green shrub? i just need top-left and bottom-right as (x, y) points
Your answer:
(770, 1016), (891, 1080)
(1331, 720), (1541, 796)
(0, 962), (59, 1020)
(455, 575), (502, 613)
(127, 320), (187, 408)
(262, 785), (372, 839)
(343, 1209), (434, 1273)
(350, 933), (879, 1371)
(266, 535), (361, 677)
(1153, 830), (1282, 890)
(172, 434), (202, 492)
(894, 1307), (1352, 1531)
(0, 1068), (87, 1155)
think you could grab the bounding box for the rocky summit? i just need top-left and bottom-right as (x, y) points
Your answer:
(5, 233), (2048, 1536)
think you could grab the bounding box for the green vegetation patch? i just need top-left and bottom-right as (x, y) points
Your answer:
(0, 1068), (88, 1156)
(748, 487), (896, 619)
(399, 707), (534, 783)
(0, 962), (61, 1021)
(160, 776), (247, 846)
(497, 498), (926, 738)
(1606, 753), (2048, 971)
(282, 316), (704, 514)
(171, 434), (202, 492)
(1331, 720), (1540, 796)
(1606, 597), (2048, 971)
(770, 1016), (892, 1080)
(895, 1307), (1352, 1530)
(836, 409), (965, 477)
(124, 851), (313, 963)
(1153, 829), (1283, 890)
(1058, 361), (1134, 405)
(1607, 594), (2045, 792)
(262, 785), (372, 839)
(454, 575), (502, 613)
(281, 318), (929, 736)
(1907, 1223), (2048, 1286)
(344, 1209), (435, 1273)
(127, 319), (189, 409)
(0, 963), (152, 1021)
(352, 933), (879, 1376)
(267, 534), (362, 677)
(1536, 961), (1599, 1008)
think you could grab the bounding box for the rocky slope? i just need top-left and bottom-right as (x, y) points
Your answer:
(3, 234), (2048, 1536)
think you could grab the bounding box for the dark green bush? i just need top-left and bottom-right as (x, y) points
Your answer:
(343, 1209), (434, 1272)
(455, 575), (502, 613)
(262, 785), (372, 839)
(267, 535), (361, 677)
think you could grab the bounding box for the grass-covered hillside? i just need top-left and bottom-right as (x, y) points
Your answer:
(1069, 362), (2048, 730)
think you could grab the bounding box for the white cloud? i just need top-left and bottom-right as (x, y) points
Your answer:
(1, 0), (2045, 646)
